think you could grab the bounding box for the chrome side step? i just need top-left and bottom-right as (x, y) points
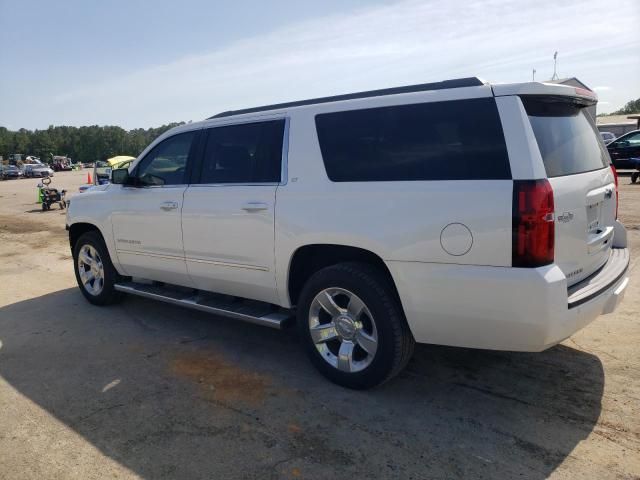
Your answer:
(114, 281), (292, 329)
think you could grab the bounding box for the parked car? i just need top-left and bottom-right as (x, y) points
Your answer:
(600, 131), (616, 144)
(22, 164), (35, 177)
(53, 161), (73, 171)
(2, 164), (23, 179)
(607, 129), (640, 169)
(66, 78), (630, 389)
(24, 164), (54, 178)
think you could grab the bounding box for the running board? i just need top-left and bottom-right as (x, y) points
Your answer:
(114, 281), (292, 329)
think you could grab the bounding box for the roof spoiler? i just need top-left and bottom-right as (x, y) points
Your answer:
(492, 82), (598, 105)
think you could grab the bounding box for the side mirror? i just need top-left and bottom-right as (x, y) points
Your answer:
(111, 168), (131, 185)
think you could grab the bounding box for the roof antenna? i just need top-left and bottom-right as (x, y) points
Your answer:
(551, 51), (559, 81)
(532, 68), (536, 81)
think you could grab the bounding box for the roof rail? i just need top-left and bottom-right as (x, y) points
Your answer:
(209, 77), (485, 119)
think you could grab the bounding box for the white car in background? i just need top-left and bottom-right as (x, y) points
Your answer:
(24, 164), (54, 178)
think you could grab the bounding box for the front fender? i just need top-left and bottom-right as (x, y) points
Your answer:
(67, 191), (123, 275)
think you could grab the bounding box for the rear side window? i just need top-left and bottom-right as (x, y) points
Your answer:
(315, 98), (510, 182)
(198, 120), (285, 184)
(522, 97), (609, 177)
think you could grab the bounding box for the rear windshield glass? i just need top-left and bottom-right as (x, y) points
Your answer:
(315, 98), (511, 182)
(522, 97), (609, 177)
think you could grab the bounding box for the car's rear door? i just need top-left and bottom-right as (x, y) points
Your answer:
(521, 96), (616, 286)
(181, 118), (286, 305)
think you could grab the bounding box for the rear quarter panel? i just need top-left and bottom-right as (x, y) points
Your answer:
(275, 94), (514, 306)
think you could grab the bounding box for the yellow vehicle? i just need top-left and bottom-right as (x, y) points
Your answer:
(107, 156), (136, 171)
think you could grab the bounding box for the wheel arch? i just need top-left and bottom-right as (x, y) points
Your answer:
(68, 222), (103, 252)
(286, 244), (403, 310)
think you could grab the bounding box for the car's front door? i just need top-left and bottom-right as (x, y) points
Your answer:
(111, 130), (198, 286)
(181, 119), (286, 304)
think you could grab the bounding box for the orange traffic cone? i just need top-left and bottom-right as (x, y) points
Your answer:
(87, 172), (92, 184)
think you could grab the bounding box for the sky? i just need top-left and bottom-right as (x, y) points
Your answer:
(1, 0), (639, 130)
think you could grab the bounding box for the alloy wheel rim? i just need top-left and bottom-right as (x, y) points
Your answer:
(77, 244), (105, 296)
(309, 287), (378, 373)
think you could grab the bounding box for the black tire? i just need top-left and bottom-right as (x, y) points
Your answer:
(297, 262), (414, 389)
(73, 231), (124, 306)
(632, 172), (639, 184)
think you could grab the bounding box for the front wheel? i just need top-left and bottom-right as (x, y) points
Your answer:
(632, 171), (639, 184)
(297, 262), (414, 389)
(73, 231), (124, 305)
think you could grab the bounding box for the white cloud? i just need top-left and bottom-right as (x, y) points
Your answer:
(593, 86), (612, 91)
(6, 0), (640, 128)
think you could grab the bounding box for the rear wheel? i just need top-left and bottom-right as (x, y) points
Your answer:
(632, 171), (639, 184)
(73, 231), (124, 305)
(297, 262), (414, 389)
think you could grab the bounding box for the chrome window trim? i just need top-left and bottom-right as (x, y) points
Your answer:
(281, 116), (290, 186)
(189, 182), (279, 188)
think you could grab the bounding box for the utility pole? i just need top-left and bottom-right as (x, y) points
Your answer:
(532, 68), (536, 81)
(551, 51), (559, 80)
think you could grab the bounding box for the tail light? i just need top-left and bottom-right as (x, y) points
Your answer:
(610, 164), (618, 219)
(512, 179), (555, 268)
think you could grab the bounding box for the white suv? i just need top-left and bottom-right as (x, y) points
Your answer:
(66, 78), (630, 389)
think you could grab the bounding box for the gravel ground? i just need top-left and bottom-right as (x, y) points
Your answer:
(0, 170), (639, 479)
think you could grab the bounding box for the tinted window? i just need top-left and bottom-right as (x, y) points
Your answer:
(315, 98), (510, 182)
(136, 131), (195, 186)
(614, 131), (640, 147)
(523, 97), (609, 177)
(198, 120), (285, 184)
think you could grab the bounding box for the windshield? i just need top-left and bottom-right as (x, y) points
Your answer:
(522, 97), (609, 177)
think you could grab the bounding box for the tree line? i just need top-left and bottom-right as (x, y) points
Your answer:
(0, 123), (186, 164)
(611, 98), (640, 115)
(598, 97), (640, 117)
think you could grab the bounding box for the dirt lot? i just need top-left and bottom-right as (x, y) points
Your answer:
(1, 170), (639, 479)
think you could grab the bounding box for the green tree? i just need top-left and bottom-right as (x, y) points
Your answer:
(612, 98), (640, 115)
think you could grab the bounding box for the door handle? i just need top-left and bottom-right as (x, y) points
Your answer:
(160, 201), (179, 211)
(241, 202), (269, 212)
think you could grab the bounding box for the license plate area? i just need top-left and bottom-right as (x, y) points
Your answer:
(586, 202), (602, 234)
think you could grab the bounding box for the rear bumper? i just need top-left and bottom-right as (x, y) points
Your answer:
(568, 248), (628, 309)
(387, 247), (630, 352)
